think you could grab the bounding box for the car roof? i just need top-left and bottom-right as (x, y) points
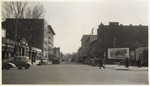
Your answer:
(15, 56), (29, 59)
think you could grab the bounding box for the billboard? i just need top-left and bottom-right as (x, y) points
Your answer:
(108, 48), (129, 59)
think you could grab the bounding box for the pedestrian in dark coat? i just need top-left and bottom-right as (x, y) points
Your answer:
(125, 57), (129, 68)
(137, 57), (142, 68)
(99, 57), (105, 69)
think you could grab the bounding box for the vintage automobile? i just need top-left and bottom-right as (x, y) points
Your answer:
(90, 58), (100, 66)
(3, 56), (31, 70)
(52, 58), (60, 64)
(84, 58), (91, 65)
(38, 59), (48, 65)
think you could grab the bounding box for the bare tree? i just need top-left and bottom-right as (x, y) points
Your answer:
(2, 2), (45, 63)
(2, 2), (45, 19)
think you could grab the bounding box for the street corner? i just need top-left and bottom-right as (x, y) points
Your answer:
(103, 65), (148, 71)
(115, 66), (148, 71)
(130, 67), (148, 71)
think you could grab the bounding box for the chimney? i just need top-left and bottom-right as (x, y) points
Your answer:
(109, 22), (119, 26)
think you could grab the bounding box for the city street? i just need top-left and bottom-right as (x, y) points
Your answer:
(2, 62), (148, 84)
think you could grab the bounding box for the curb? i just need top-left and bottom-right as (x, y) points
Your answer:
(105, 65), (148, 71)
(115, 68), (148, 71)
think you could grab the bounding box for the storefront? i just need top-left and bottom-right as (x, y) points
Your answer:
(2, 37), (16, 60)
(135, 47), (148, 66)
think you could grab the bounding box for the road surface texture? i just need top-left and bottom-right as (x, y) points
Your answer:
(2, 62), (148, 84)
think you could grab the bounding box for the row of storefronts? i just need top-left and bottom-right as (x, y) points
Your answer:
(2, 37), (42, 64)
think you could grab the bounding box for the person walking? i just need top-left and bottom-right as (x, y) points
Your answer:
(137, 57), (142, 68)
(99, 57), (105, 69)
(125, 57), (129, 68)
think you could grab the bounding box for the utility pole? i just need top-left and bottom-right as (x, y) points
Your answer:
(113, 37), (116, 64)
(114, 38), (116, 48)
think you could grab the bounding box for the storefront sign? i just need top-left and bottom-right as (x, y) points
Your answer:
(108, 48), (129, 59)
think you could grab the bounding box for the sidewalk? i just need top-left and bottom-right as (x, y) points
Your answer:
(105, 64), (148, 71)
(32, 62), (37, 66)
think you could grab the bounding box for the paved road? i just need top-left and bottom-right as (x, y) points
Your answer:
(2, 62), (148, 84)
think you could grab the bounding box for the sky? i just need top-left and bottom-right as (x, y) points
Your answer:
(42, 0), (148, 54)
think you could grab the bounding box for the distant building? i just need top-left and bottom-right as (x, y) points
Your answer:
(89, 40), (97, 58)
(85, 35), (97, 58)
(54, 47), (60, 57)
(81, 35), (90, 58)
(79, 35), (97, 63)
(97, 22), (148, 64)
(2, 19), (56, 61)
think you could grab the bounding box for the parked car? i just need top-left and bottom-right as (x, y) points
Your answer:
(52, 58), (60, 64)
(84, 58), (91, 65)
(38, 59), (48, 65)
(90, 58), (100, 66)
(90, 59), (95, 66)
(3, 56), (31, 70)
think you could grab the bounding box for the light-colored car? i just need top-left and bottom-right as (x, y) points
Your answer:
(3, 56), (31, 70)
(38, 59), (48, 65)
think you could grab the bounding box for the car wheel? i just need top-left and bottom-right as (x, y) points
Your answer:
(18, 67), (22, 69)
(5, 65), (10, 70)
(25, 65), (30, 69)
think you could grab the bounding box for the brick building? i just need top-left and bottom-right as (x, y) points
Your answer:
(2, 19), (56, 62)
(97, 22), (148, 64)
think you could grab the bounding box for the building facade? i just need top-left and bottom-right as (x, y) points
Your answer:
(97, 22), (148, 64)
(2, 28), (42, 64)
(2, 19), (56, 62)
(43, 24), (56, 61)
(54, 47), (60, 57)
(78, 35), (97, 63)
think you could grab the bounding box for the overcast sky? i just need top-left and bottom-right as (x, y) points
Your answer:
(42, 0), (148, 54)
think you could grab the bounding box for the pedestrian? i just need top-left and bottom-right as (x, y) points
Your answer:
(93, 57), (96, 66)
(99, 57), (105, 69)
(125, 57), (129, 68)
(137, 57), (142, 68)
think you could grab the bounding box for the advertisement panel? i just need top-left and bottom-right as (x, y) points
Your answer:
(108, 48), (129, 59)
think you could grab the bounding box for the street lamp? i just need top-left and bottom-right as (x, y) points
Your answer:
(113, 37), (116, 64)
(114, 38), (116, 48)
